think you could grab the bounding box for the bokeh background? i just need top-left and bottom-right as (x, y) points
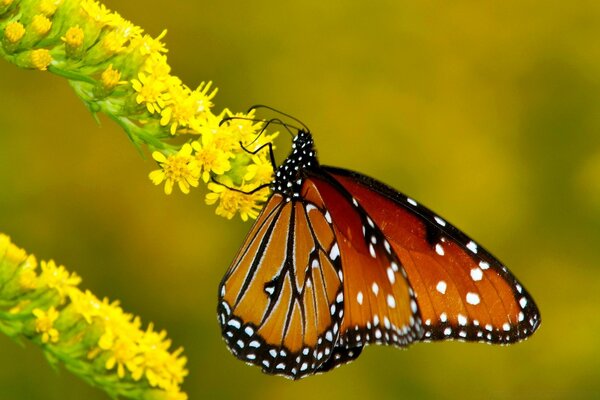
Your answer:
(1, 1), (599, 399)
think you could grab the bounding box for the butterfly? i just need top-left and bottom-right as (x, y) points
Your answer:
(217, 126), (541, 379)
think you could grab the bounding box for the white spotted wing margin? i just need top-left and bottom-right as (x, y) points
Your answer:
(218, 194), (350, 379)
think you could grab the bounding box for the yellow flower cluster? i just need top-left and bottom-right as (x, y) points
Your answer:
(0, 234), (188, 400)
(0, 0), (278, 220)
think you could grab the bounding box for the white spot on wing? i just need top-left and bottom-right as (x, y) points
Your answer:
(435, 243), (445, 256)
(407, 197), (417, 206)
(329, 243), (339, 260)
(369, 243), (376, 258)
(357, 291), (363, 305)
(436, 280), (447, 294)
(305, 203), (317, 213)
(434, 216), (446, 226)
(466, 292), (480, 305)
(372, 282), (379, 296)
(387, 294), (396, 308)
(519, 297), (528, 308)
(466, 241), (478, 254)
(470, 267), (483, 281)
(387, 267), (395, 285)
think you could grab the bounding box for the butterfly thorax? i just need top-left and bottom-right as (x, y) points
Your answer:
(272, 130), (318, 201)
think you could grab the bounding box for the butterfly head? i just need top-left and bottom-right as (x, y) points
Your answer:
(272, 130), (318, 201)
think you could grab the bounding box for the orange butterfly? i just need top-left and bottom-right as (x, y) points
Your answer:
(218, 129), (540, 379)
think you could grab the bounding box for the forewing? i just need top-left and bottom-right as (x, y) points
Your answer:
(218, 193), (344, 379)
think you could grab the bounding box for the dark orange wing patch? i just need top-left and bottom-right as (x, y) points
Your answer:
(325, 167), (540, 344)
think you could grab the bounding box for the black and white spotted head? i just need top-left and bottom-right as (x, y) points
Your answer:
(272, 131), (318, 201)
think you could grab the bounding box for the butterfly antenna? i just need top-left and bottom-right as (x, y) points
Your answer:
(220, 116), (300, 136)
(247, 105), (310, 133)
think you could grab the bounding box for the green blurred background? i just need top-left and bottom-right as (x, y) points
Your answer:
(1, 1), (599, 399)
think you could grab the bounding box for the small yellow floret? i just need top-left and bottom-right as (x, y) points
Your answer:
(101, 64), (122, 90)
(33, 307), (60, 343)
(4, 21), (25, 44)
(206, 181), (268, 221)
(31, 14), (52, 36)
(149, 144), (200, 195)
(62, 26), (84, 47)
(38, 0), (62, 16)
(39, 259), (81, 299)
(4, 241), (27, 264)
(132, 72), (168, 113)
(191, 137), (232, 182)
(30, 49), (52, 70)
(101, 29), (127, 54)
(2, 0), (14, 7)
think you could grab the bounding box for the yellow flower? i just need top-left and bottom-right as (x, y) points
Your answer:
(4, 21), (25, 44)
(131, 29), (168, 56)
(30, 49), (52, 70)
(206, 181), (269, 221)
(160, 82), (216, 135)
(244, 154), (274, 185)
(68, 289), (102, 324)
(131, 72), (168, 114)
(31, 14), (52, 36)
(133, 324), (187, 390)
(38, 259), (81, 300)
(191, 136), (232, 182)
(33, 307), (60, 343)
(62, 25), (84, 48)
(101, 64), (124, 91)
(3, 239), (27, 265)
(149, 144), (200, 194)
(101, 29), (128, 54)
(38, 0), (61, 16)
(1, 0), (13, 8)
(17, 254), (38, 290)
(80, 0), (113, 25)
(143, 53), (172, 80)
(194, 111), (239, 153)
(104, 335), (137, 378)
(19, 269), (38, 290)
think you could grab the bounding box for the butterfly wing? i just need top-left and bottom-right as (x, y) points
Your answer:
(322, 166), (541, 344)
(218, 191), (347, 379)
(305, 174), (424, 353)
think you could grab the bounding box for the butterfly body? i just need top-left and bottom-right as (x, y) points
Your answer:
(218, 130), (540, 379)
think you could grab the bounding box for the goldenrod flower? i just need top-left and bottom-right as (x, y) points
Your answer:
(206, 181), (269, 221)
(33, 307), (60, 343)
(0, 234), (188, 399)
(61, 25), (84, 57)
(4, 21), (25, 44)
(101, 29), (128, 54)
(132, 72), (169, 114)
(38, 0), (61, 16)
(31, 14), (52, 36)
(131, 29), (168, 56)
(192, 135), (232, 183)
(30, 48), (52, 70)
(149, 144), (200, 194)
(1, 0), (278, 221)
(39, 259), (81, 300)
(244, 154), (274, 185)
(101, 64), (124, 91)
